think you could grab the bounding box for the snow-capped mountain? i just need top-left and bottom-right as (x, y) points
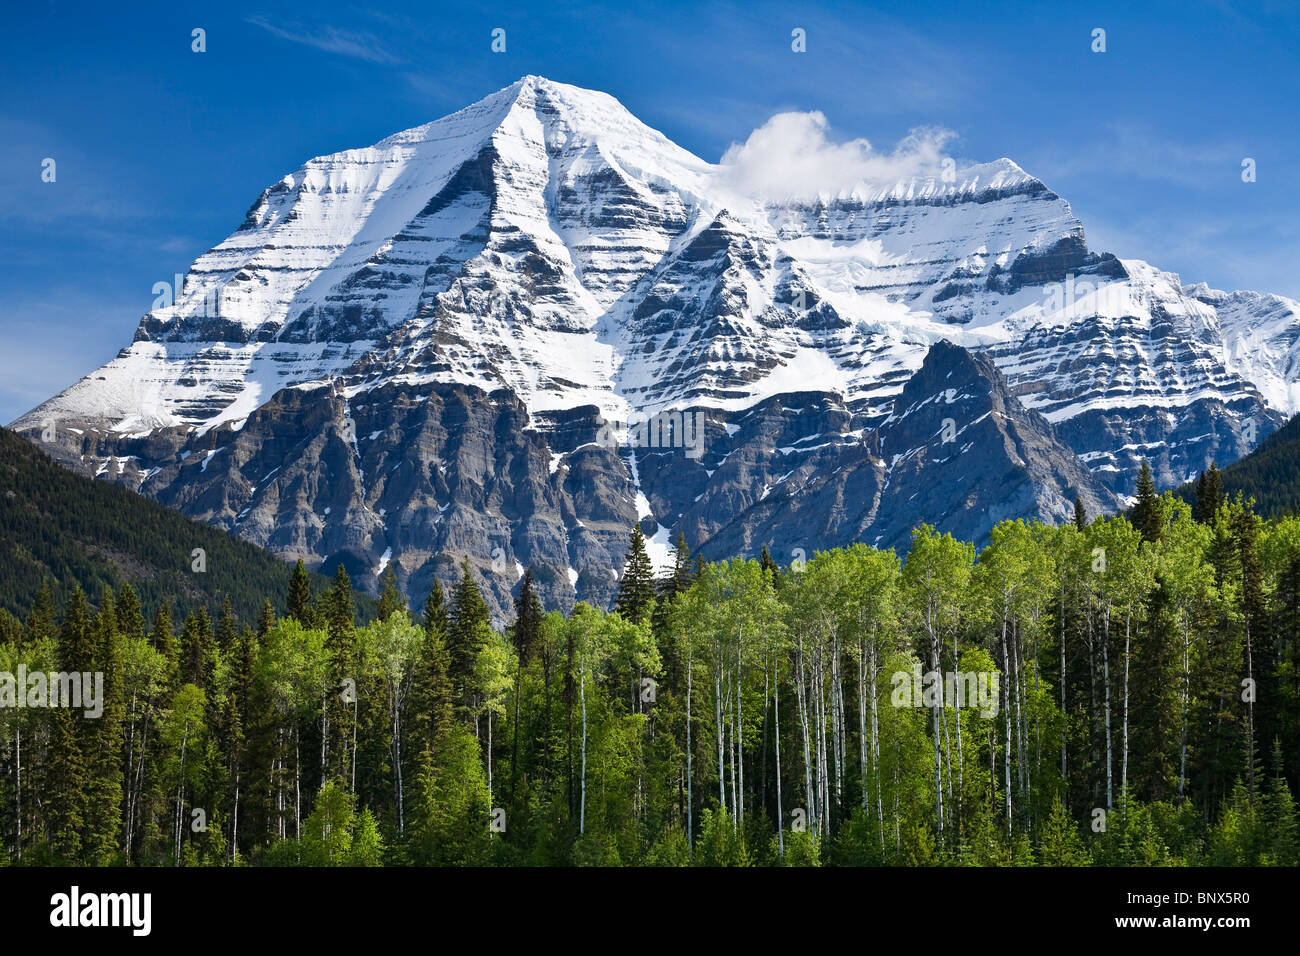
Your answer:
(13, 76), (1293, 618)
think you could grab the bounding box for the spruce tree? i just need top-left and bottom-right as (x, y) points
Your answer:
(410, 589), (455, 772)
(378, 564), (406, 621)
(653, 532), (693, 638)
(217, 597), (237, 650)
(179, 607), (215, 690)
(615, 523), (656, 623)
(257, 598), (275, 638)
(423, 578), (449, 637)
(1193, 471), (1210, 523)
(287, 559), (314, 625)
(25, 580), (57, 647)
(325, 564), (357, 783)
(57, 587), (97, 674)
(1264, 738), (1299, 865)
(512, 570), (543, 666)
(151, 600), (178, 690)
(1132, 460), (1163, 542)
(86, 593), (124, 862)
(447, 559), (491, 717)
(47, 588), (94, 860)
(47, 704), (87, 861)
(509, 570), (544, 800)
(115, 582), (145, 644)
(326, 564), (356, 645)
(1195, 462), (1226, 524)
(1232, 500), (1265, 800)
(1073, 494), (1087, 530)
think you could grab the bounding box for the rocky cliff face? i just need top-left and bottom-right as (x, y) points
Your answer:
(13, 76), (1295, 619)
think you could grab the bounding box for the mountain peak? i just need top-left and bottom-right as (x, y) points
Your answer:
(11, 77), (1289, 618)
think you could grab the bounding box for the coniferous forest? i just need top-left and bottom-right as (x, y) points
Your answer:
(1, 462), (1297, 868)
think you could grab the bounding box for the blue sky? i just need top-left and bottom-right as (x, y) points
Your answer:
(3, 0), (1298, 423)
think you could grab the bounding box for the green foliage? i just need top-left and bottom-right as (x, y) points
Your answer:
(3, 488), (1298, 868)
(615, 523), (656, 624)
(1179, 414), (1300, 519)
(0, 428), (340, 623)
(695, 808), (750, 866)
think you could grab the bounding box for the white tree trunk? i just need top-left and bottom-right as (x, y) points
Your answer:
(579, 647), (588, 835)
(774, 648), (784, 857)
(1102, 608), (1113, 809)
(1121, 613), (1131, 801)
(736, 624), (744, 826)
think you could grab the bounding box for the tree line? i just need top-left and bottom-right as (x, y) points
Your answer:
(0, 465), (1297, 866)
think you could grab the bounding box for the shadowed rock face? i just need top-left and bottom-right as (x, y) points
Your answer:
(866, 341), (1114, 548)
(16, 340), (1116, 622)
(12, 77), (1294, 618)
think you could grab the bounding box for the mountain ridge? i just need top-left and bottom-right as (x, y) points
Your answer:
(12, 75), (1295, 617)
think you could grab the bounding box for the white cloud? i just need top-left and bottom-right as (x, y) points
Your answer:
(715, 112), (957, 200)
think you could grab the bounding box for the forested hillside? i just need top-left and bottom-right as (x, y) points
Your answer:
(1181, 413), (1300, 518)
(0, 427), (340, 622)
(1, 462), (1296, 867)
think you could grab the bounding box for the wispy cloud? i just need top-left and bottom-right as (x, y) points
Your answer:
(1027, 123), (1247, 191)
(245, 15), (402, 64)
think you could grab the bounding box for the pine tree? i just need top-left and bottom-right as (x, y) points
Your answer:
(423, 579), (449, 637)
(1073, 494), (1087, 530)
(1263, 739), (1298, 865)
(1132, 461), (1163, 542)
(215, 597), (236, 648)
(25, 579), (57, 647)
(653, 532), (693, 638)
(615, 523), (656, 624)
(115, 582), (145, 644)
(46, 588), (94, 860)
(509, 570), (544, 800)
(325, 564), (357, 783)
(378, 564), (406, 621)
(758, 543), (780, 584)
(257, 598), (275, 638)
(1194, 462), (1226, 524)
(86, 592), (125, 862)
(513, 570), (543, 666)
(447, 559), (491, 718)
(410, 592), (456, 775)
(287, 559), (314, 625)
(179, 607), (215, 690)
